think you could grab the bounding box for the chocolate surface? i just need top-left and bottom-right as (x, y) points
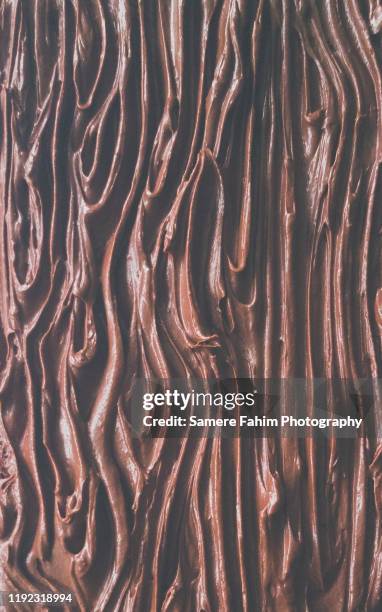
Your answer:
(1, 0), (382, 610)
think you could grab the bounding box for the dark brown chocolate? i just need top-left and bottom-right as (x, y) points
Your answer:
(1, 0), (382, 610)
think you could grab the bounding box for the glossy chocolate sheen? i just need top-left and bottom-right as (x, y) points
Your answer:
(1, 0), (382, 610)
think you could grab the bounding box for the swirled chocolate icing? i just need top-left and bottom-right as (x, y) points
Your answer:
(1, 0), (382, 610)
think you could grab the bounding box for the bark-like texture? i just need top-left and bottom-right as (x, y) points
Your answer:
(1, 0), (382, 610)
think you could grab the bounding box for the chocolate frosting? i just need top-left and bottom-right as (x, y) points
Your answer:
(1, 0), (382, 610)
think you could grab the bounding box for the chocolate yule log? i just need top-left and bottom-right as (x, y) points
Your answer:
(1, 1), (382, 610)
